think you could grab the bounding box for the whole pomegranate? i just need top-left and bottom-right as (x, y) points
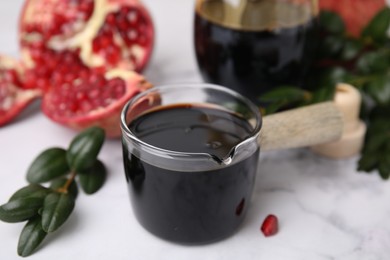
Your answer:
(319, 0), (386, 37)
(0, 0), (155, 137)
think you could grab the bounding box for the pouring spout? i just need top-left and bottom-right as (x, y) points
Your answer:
(221, 156), (233, 166)
(210, 148), (236, 166)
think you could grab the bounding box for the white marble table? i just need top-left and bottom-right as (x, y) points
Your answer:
(1, 1), (390, 259)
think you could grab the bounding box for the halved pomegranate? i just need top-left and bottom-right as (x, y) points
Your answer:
(0, 0), (156, 136)
(0, 56), (41, 126)
(320, 0), (386, 37)
(19, 0), (154, 73)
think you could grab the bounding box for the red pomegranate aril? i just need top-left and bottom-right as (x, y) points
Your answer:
(63, 52), (77, 64)
(79, 1), (94, 13)
(69, 103), (79, 113)
(118, 19), (130, 31)
(105, 48), (121, 64)
(35, 78), (47, 89)
(53, 15), (66, 27)
(128, 29), (138, 40)
(106, 13), (117, 26)
(100, 36), (113, 49)
(63, 74), (74, 84)
(80, 102), (93, 113)
(138, 34), (147, 45)
(121, 6), (131, 15)
(35, 67), (50, 77)
(107, 53), (121, 66)
(128, 11), (138, 24)
(100, 24), (112, 35)
(261, 214), (279, 237)
(4, 70), (20, 85)
(92, 41), (101, 53)
(76, 92), (87, 100)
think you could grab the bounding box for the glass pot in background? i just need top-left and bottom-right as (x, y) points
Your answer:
(194, 0), (319, 103)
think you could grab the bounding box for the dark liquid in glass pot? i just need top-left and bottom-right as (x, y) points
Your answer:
(194, 0), (319, 102)
(122, 104), (259, 244)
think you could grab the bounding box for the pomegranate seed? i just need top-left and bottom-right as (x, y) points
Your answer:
(106, 13), (116, 26)
(260, 214), (278, 237)
(138, 34), (147, 45)
(76, 92), (87, 101)
(4, 70), (18, 84)
(79, 2), (93, 13)
(89, 89), (99, 99)
(128, 11), (138, 24)
(101, 24), (112, 35)
(118, 19), (129, 31)
(106, 51), (121, 65)
(100, 35), (113, 49)
(128, 29), (138, 40)
(36, 78), (47, 89)
(121, 6), (131, 16)
(92, 40), (100, 53)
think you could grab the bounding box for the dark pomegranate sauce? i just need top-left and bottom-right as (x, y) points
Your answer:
(122, 104), (260, 244)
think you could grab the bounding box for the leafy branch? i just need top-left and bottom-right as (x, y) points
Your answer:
(0, 127), (107, 257)
(258, 7), (390, 179)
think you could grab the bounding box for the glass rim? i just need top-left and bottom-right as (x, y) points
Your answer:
(120, 83), (262, 162)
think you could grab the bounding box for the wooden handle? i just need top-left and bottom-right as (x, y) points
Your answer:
(310, 84), (366, 159)
(259, 102), (343, 151)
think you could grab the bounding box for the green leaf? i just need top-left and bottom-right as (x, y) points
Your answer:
(319, 11), (345, 35)
(378, 158), (390, 180)
(307, 67), (351, 90)
(17, 216), (47, 257)
(358, 110), (390, 178)
(318, 35), (345, 58)
(370, 104), (390, 120)
(362, 7), (390, 44)
(67, 127), (105, 171)
(309, 85), (336, 104)
(27, 148), (70, 184)
(259, 86), (308, 103)
(341, 39), (363, 61)
(325, 67), (351, 84)
(78, 160), (107, 194)
(356, 50), (390, 74)
(9, 184), (50, 202)
(285, 9), (390, 180)
(41, 192), (75, 232)
(358, 153), (379, 173)
(362, 132), (388, 154)
(364, 75), (390, 106)
(262, 101), (287, 115)
(222, 102), (253, 119)
(258, 86), (308, 114)
(0, 197), (44, 223)
(50, 178), (79, 199)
